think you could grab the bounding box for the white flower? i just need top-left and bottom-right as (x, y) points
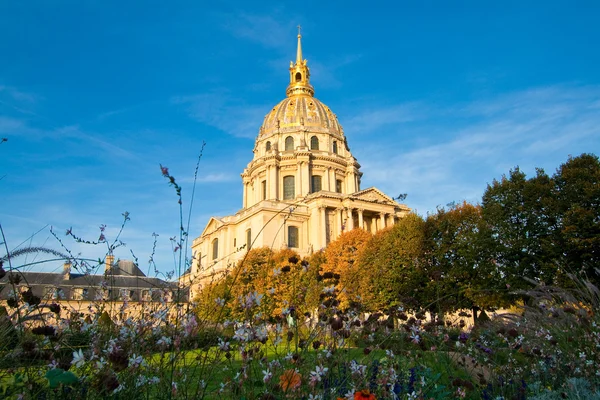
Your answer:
(308, 395), (322, 400)
(273, 268), (281, 277)
(262, 369), (273, 383)
(215, 297), (225, 306)
(71, 349), (85, 368)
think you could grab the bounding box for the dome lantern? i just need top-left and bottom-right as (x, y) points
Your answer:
(286, 26), (314, 98)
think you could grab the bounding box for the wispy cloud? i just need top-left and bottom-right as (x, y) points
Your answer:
(0, 85), (40, 103)
(172, 92), (268, 139)
(220, 12), (292, 49)
(353, 84), (600, 215)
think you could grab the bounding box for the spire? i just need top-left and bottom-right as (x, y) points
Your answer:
(287, 26), (314, 97)
(296, 25), (303, 65)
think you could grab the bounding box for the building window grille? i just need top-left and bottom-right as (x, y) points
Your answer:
(311, 175), (322, 193)
(310, 136), (319, 150)
(283, 175), (295, 200)
(288, 226), (299, 248)
(285, 136), (294, 151)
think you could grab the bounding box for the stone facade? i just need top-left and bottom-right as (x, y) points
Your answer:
(186, 33), (410, 295)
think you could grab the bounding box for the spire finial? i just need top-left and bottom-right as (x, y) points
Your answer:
(287, 26), (314, 97)
(296, 25), (303, 64)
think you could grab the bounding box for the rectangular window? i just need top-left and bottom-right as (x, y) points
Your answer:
(262, 180), (267, 200)
(311, 175), (322, 193)
(283, 176), (295, 200)
(72, 287), (88, 300)
(246, 229), (252, 250)
(336, 179), (343, 193)
(212, 238), (219, 260)
(288, 226), (299, 248)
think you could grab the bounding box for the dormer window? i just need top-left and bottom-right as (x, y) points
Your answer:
(295, 72), (302, 82)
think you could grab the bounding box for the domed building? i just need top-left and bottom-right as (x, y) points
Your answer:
(188, 32), (409, 290)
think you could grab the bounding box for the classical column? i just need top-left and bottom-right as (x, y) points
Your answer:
(336, 208), (343, 237)
(347, 208), (354, 230)
(388, 214), (395, 227)
(379, 212), (386, 231)
(324, 167), (331, 191)
(319, 206), (327, 248)
(242, 182), (248, 208)
(357, 208), (364, 230)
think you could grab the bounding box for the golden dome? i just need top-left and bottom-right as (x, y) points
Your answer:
(259, 95), (343, 137)
(258, 28), (344, 138)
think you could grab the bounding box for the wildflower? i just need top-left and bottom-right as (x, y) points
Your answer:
(354, 390), (376, 399)
(262, 369), (273, 383)
(129, 354), (144, 368)
(310, 365), (328, 384)
(280, 369), (301, 392)
(273, 268), (281, 277)
(215, 297), (225, 306)
(157, 336), (172, 347)
(71, 349), (85, 368)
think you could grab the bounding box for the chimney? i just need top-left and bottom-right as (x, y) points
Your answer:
(63, 262), (71, 280)
(105, 255), (115, 274)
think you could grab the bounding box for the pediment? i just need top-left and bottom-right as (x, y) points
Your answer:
(350, 187), (398, 205)
(200, 217), (224, 237)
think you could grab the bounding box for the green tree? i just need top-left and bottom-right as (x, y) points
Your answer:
(357, 213), (428, 313)
(553, 153), (600, 284)
(481, 167), (557, 290)
(423, 202), (503, 322)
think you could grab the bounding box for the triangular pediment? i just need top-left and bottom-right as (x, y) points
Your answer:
(200, 217), (224, 237)
(350, 187), (398, 205)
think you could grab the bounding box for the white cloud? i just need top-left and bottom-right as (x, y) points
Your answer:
(220, 12), (292, 49)
(172, 92), (268, 139)
(353, 84), (600, 215)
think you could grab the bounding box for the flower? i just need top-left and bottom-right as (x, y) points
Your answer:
(279, 369), (301, 392)
(71, 349), (85, 368)
(354, 390), (376, 400)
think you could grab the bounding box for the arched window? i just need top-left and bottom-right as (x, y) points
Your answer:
(265, 141), (271, 151)
(295, 72), (302, 82)
(283, 175), (295, 200)
(212, 238), (219, 260)
(285, 136), (294, 151)
(333, 141), (338, 154)
(288, 226), (299, 248)
(336, 179), (343, 193)
(246, 229), (252, 250)
(311, 175), (322, 193)
(310, 136), (319, 150)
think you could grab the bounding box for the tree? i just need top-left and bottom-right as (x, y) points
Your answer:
(357, 213), (428, 313)
(423, 202), (502, 322)
(481, 167), (557, 290)
(553, 153), (600, 284)
(321, 229), (372, 310)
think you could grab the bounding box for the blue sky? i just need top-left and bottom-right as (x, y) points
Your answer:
(1, 1), (599, 276)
